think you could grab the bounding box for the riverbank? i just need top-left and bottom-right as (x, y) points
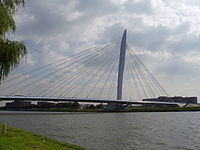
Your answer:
(125, 106), (200, 112)
(1, 106), (200, 112)
(0, 124), (86, 150)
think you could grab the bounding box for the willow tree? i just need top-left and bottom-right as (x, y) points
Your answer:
(0, 0), (27, 81)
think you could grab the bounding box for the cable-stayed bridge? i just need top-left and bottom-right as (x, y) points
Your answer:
(0, 30), (183, 108)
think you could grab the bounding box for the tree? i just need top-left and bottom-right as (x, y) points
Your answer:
(0, 0), (27, 81)
(72, 101), (80, 109)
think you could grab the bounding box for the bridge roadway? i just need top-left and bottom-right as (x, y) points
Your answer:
(0, 96), (183, 106)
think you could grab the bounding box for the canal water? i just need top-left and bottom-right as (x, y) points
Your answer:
(0, 111), (200, 150)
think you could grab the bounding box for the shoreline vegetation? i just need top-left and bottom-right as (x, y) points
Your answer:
(1, 106), (200, 112)
(2, 101), (200, 112)
(0, 123), (86, 150)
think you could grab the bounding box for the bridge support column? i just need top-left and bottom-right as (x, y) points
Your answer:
(117, 30), (127, 100)
(108, 30), (127, 110)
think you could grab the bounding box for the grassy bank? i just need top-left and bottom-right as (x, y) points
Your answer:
(0, 124), (86, 150)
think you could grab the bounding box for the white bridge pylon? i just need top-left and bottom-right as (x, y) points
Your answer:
(117, 30), (127, 100)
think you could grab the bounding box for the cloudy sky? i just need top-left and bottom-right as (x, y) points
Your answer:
(4, 0), (200, 102)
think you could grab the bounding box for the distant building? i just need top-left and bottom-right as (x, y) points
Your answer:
(80, 104), (90, 110)
(6, 100), (31, 108)
(37, 102), (56, 107)
(143, 96), (197, 104)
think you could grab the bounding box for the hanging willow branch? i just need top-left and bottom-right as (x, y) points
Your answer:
(0, 0), (27, 81)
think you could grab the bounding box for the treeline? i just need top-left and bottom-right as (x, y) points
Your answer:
(1, 102), (106, 111)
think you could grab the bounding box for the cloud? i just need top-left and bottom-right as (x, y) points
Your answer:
(124, 0), (153, 15)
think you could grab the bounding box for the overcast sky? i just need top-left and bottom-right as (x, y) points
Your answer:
(4, 0), (200, 102)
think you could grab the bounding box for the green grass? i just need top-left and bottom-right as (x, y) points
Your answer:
(0, 124), (86, 150)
